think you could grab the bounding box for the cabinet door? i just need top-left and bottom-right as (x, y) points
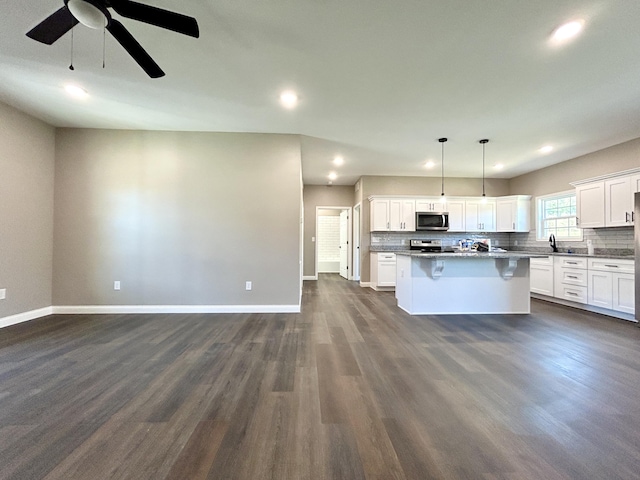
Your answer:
(465, 202), (481, 232)
(605, 176), (632, 227)
(496, 199), (515, 232)
(415, 198), (445, 212)
(401, 200), (416, 231)
(388, 199), (403, 230)
(576, 182), (605, 228)
(479, 201), (496, 231)
(612, 273), (635, 314)
(370, 199), (390, 231)
(631, 174), (640, 225)
(530, 264), (553, 296)
(588, 270), (613, 309)
(378, 261), (396, 286)
(446, 199), (465, 232)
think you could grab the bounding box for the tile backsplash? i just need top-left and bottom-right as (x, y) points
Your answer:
(511, 226), (634, 255)
(370, 227), (634, 256)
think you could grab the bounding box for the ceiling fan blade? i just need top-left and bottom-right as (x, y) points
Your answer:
(109, 0), (199, 38)
(26, 6), (79, 45)
(107, 19), (165, 78)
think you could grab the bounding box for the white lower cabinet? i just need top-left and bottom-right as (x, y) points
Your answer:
(370, 252), (396, 289)
(533, 255), (635, 320)
(553, 256), (588, 304)
(612, 273), (635, 314)
(529, 257), (554, 296)
(587, 258), (635, 314)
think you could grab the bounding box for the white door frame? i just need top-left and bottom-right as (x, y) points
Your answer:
(315, 206), (353, 280)
(353, 203), (361, 281)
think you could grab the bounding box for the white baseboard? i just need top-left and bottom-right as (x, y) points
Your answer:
(359, 282), (371, 288)
(531, 294), (636, 322)
(52, 304), (301, 314)
(0, 306), (53, 329)
(303, 275), (318, 281)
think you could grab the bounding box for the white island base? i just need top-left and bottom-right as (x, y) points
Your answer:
(395, 253), (538, 315)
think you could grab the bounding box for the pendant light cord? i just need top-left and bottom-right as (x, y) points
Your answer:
(69, 25), (75, 71)
(103, 26), (106, 68)
(438, 138), (447, 196)
(479, 139), (489, 197)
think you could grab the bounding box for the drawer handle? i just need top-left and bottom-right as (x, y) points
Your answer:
(566, 262), (578, 265)
(567, 275), (578, 279)
(567, 292), (578, 296)
(604, 264), (619, 268)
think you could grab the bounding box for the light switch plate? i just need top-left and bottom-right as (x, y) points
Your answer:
(245, 281), (252, 291)
(0, 288), (6, 300)
(114, 281), (121, 290)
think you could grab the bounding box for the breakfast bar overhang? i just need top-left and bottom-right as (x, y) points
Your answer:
(394, 252), (547, 315)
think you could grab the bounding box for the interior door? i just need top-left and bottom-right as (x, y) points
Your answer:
(353, 205), (361, 281)
(339, 210), (349, 279)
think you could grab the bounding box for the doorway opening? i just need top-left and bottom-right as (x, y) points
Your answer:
(315, 206), (352, 280)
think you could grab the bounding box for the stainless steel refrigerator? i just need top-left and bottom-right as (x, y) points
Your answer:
(636, 192), (640, 322)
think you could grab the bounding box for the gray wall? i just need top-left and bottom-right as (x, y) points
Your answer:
(509, 137), (640, 198)
(53, 129), (302, 307)
(508, 137), (640, 253)
(359, 176), (511, 283)
(303, 185), (354, 277)
(0, 102), (55, 319)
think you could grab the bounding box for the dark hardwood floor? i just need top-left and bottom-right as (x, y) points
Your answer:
(1, 274), (640, 479)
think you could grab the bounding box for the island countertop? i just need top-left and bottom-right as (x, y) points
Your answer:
(394, 251), (549, 259)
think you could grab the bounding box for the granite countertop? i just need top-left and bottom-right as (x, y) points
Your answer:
(395, 251), (549, 259)
(370, 246), (634, 260)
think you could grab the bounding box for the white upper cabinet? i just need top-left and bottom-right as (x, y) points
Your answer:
(496, 195), (531, 232)
(604, 176), (633, 227)
(575, 182), (605, 228)
(572, 168), (640, 228)
(415, 198), (445, 212)
(389, 199), (416, 231)
(446, 198), (466, 232)
(370, 198), (415, 231)
(465, 199), (496, 232)
(370, 198), (391, 231)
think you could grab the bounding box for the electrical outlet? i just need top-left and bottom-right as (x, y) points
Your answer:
(312, 237), (315, 242)
(494, 240), (499, 246)
(586, 239), (592, 245)
(0, 288), (6, 300)
(245, 281), (252, 291)
(114, 281), (121, 291)
(514, 240), (518, 246)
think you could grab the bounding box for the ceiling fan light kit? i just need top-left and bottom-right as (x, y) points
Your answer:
(26, 0), (199, 78)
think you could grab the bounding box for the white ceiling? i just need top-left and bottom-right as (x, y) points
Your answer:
(2, 0), (640, 185)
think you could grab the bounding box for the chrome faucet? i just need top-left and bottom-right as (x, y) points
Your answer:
(549, 234), (558, 252)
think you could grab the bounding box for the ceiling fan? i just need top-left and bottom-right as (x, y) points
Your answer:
(26, 0), (200, 78)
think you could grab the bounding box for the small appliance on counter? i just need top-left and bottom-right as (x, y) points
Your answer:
(410, 239), (444, 252)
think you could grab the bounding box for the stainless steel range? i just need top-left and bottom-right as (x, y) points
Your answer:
(410, 239), (443, 252)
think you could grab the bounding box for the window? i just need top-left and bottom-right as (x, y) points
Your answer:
(536, 191), (583, 241)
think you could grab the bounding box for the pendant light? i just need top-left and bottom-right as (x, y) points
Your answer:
(438, 137), (447, 200)
(479, 139), (489, 201)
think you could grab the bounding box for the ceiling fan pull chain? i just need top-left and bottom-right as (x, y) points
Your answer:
(69, 25), (74, 71)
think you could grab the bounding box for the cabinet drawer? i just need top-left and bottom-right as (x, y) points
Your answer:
(555, 256), (587, 269)
(377, 253), (397, 262)
(558, 268), (588, 287)
(556, 284), (588, 304)
(588, 258), (634, 274)
(530, 256), (553, 266)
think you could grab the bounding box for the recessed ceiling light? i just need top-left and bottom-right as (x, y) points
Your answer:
(328, 172), (337, 181)
(425, 160), (435, 169)
(64, 84), (88, 99)
(493, 163), (504, 170)
(539, 145), (554, 154)
(333, 156), (344, 166)
(280, 91), (298, 109)
(551, 20), (584, 43)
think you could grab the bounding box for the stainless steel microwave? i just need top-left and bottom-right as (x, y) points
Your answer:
(416, 211), (449, 231)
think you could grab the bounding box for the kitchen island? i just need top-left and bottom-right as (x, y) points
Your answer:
(395, 251), (547, 315)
